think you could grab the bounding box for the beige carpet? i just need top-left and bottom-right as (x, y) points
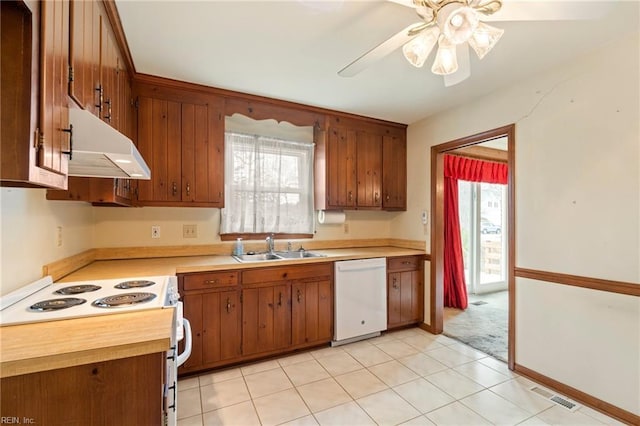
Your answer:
(443, 290), (508, 361)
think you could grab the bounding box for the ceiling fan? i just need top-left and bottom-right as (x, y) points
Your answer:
(338, 0), (610, 87)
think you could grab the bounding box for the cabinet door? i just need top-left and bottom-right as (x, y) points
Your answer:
(292, 280), (333, 346)
(399, 271), (416, 323)
(99, 16), (118, 127)
(68, 0), (100, 114)
(242, 284), (291, 356)
(202, 291), (241, 363)
(382, 135), (407, 210)
(388, 272), (402, 327)
(136, 97), (182, 202)
(326, 127), (357, 208)
(181, 102), (223, 204)
(181, 293), (203, 370)
(356, 131), (382, 208)
(39, 0), (70, 177)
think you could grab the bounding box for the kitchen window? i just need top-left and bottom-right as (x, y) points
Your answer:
(220, 116), (314, 239)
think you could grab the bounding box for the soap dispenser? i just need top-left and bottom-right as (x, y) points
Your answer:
(233, 238), (244, 256)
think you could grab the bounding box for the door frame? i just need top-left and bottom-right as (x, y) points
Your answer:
(428, 124), (516, 369)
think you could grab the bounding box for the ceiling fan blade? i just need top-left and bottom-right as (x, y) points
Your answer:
(444, 44), (471, 87)
(338, 23), (427, 77)
(387, 0), (415, 8)
(485, 1), (613, 22)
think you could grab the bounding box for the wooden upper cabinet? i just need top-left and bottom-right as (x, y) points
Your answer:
(135, 87), (224, 207)
(356, 131), (382, 208)
(68, 0), (100, 114)
(99, 16), (118, 127)
(1, 0), (67, 189)
(325, 126), (357, 209)
(382, 134), (407, 210)
(315, 115), (406, 211)
(38, 0), (71, 180)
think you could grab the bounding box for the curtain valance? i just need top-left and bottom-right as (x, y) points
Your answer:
(444, 154), (508, 184)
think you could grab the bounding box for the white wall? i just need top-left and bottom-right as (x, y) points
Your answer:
(0, 188), (94, 295)
(394, 31), (640, 415)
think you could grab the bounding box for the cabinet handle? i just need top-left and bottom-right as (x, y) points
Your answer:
(226, 297), (231, 313)
(95, 85), (103, 112)
(402, 261), (412, 265)
(204, 279), (219, 285)
(393, 278), (398, 289)
(374, 192), (379, 203)
(297, 289), (302, 303)
(103, 98), (112, 122)
(61, 124), (73, 160)
(186, 182), (190, 197)
(386, 194), (390, 201)
(348, 191), (353, 202)
(278, 292), (283, 307)
(172, 182), (178, 196)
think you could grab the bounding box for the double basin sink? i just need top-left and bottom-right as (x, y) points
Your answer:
(232, 250), (327, 263)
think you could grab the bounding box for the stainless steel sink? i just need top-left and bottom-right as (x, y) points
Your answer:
(232, 253), (282, 262)
(232, 251), (327, 263)
(275, 251), (327, 259)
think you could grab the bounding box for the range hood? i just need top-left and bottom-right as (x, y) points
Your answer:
(67, 108), (151, 179)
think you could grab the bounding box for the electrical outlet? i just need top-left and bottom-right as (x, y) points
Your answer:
(151, 225), (160, 239)
(56, 226), (63, 247)
(183, 224), (197, 238)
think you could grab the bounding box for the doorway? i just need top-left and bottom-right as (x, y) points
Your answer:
(429, 124), (515, 369)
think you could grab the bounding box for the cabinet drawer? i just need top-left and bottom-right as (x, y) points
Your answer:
(242, 263), (332, 285)
(183, 271), (239, 291)
(387, 256), (423, 272)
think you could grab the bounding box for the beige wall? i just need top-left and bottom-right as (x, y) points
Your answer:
(0, 188), (94, 295)
(92, 207), (394, 248)
(393, 32), (640, 415)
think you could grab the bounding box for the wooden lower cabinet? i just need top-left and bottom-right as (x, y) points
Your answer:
(181, 290), (241, 372)
(178, 263), (333, 374)
(387, 256), (424, 329)
(179, 270), (242, 374)
(242, 284), (291, 355)
(292, 279), (333, 346)
(0, 353), (164, 425)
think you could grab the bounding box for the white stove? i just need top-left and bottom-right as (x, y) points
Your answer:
(0, 274), (191, 426)
(0, 275), (178, 326)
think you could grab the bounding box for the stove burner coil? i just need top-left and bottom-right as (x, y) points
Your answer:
(30, 298), (87, 311)
(92, 292), (157, 308)
(54, 284), (102, 295)
(114, 280), (156, 289)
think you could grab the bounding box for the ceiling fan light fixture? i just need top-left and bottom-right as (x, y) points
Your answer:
(402, 26), (440, 68)
(431, 38), (458, 75)
(468, 21), (504, 59)
(442, 6), (479, 44)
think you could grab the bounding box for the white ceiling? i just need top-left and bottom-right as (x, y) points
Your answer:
(115, 1), (639, 125)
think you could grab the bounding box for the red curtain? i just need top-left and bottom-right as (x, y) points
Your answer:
(443, 154), (508, 309)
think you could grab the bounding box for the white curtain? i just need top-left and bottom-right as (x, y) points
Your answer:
(221, 132), (314, 235)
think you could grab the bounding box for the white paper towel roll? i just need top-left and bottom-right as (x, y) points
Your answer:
(317, 210), (346, 225)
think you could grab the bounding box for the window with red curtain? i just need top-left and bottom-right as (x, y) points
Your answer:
(443, 154), (508, 309)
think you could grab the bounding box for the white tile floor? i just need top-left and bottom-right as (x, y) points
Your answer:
(177, 328), (624, 426)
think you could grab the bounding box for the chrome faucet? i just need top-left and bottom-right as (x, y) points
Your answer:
(266, 234), (275, 254)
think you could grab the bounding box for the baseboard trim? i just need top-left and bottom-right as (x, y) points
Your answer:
(514, 363), (639, 425)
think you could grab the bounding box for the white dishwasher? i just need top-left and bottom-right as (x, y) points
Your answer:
(333, 257), (387, 346)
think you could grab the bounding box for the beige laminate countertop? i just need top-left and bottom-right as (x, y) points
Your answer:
(59, 247), (426, 281)
(1, 247), (425, 378)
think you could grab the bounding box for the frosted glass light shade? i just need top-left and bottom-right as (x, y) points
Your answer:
(402, 26), (440, 68)
(468, 21), (504, 59)
(443, 6), (479, 44)
(431, 38), (458, 75)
